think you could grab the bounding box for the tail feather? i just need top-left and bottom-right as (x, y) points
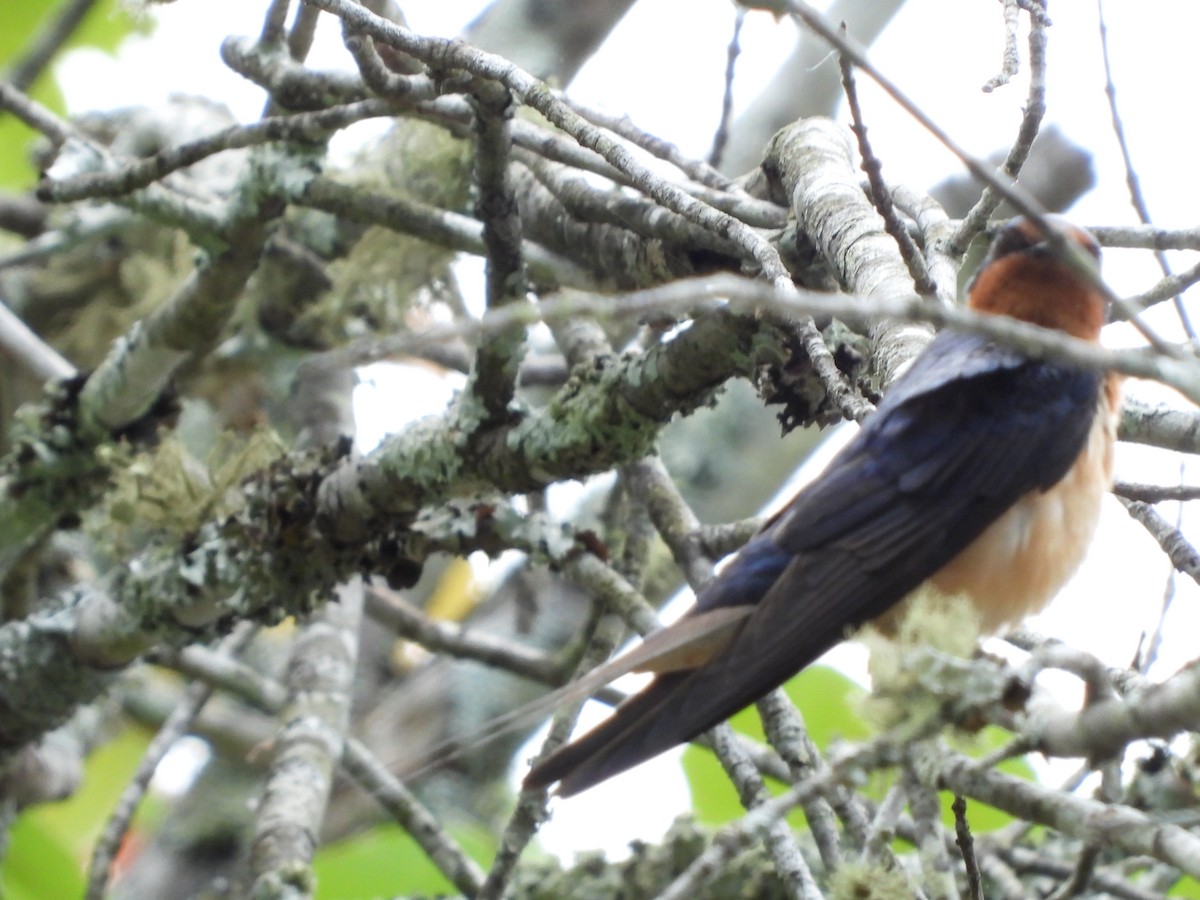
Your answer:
(523, 671), (697, 796)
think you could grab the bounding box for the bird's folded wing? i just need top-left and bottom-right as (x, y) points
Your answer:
(530, 331), (1103, 795)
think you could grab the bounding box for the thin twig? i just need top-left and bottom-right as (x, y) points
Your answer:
(0, 81), (73, 145)
(953, 0), (1049, 251)
(39, 99), (397, 203)
(4, 0), (103, 91)
(1026, 640), (1117, 707)
(563, 96), (736, 193)
(1113, 481), (1200, 503)
(999, 846), (1166, 900)
(904, 763), (960, 900)
(468, 78), (528, 421)
(0, 206), (131, 270)
(85, 624), (258, 900)
(1133, 463), (1187, 674)
(1088, 224), (1200, 250)
(974, 850), (1027, 900)
(364, 584), (563, 685)
(952, 796), (985, 900)
(838, 38), (935, 296)
(891, 185), (959, 304)
(164, 641), (486, 896)
(1123, 258), (1200, 318)
(707, 7), (745, 170)
(286, 3), (322, 62)
(312, 272), (1200, 404)
(620, 456), (712, 591)
(0, 297), (76, 382)
(756, 691), (848, 871)
(981, 0), (1022, 92)
(479, 610), (628, 899)
(1097, 0), (1197, 341)
(293, 174), (589, 287)
(340, 19), (437, 99)
(341, 739), (486, 895)
(783, 0), (1171, 351)
(0, 84), (227, 241)
(1044, 845), (1100, 900)
(705, 721), (823, 900)
(864, 779), (907, 864)
(1120, 499), (1200, 589)
(259, 0), (293, 45)
(513, 151), (743, 256)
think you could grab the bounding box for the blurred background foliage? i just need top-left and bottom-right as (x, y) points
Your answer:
(0, 0), (148, 190)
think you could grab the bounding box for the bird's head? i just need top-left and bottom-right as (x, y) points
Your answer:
(967, 215), (1106, 341)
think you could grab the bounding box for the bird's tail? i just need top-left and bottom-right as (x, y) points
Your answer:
(522, 670), (697, 796)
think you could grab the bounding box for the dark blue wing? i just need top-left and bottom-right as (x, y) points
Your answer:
(527, 330), (1102, 795)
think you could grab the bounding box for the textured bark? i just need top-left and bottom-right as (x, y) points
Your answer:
(0, 1), (1198, 897)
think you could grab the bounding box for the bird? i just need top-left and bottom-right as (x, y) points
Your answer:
(522, 214), (1120, 797)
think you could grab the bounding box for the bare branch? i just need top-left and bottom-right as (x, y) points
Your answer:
(1097, 0), (1197, 341)
(365, 584), (563, 685)
(838, 44), (936, 298)
(981, 0), (1022, 92)
(1121, 499), (1200, 589)
(954, 0), (1049, 249)
(0, 296), (75, 382)
(708, 7), (745, 170)
(0, 81), (73, 145)
(38, 100), (397, 204)
(248, 583), (362, 892)
(952, 796), (985, 900)
(3, 0), (102, 92)
(785, 1), (1172, 352)
(163, 640), (488, 895)
(468, 78), (528, 421)
(85, 624), (258, 900)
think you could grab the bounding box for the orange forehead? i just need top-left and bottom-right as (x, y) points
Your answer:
(968, 250), (1107, 342)
(1007, 216), (1100, 259)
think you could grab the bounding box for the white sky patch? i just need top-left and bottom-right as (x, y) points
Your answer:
(351, 361), (465, 453)
(149, 735), (212, 797)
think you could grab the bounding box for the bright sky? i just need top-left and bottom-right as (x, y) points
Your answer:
(55, 0), (1200, 861)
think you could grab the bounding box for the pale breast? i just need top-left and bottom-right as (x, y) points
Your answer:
(925, 376), (1120, 633)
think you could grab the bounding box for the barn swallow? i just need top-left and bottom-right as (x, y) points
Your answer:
(523, 215), (1120, 797)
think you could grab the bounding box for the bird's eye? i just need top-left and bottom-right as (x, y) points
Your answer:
(1068, 227), (1102, 260)
(987, 216), (1102, 264)
(969, 216), (1102, 293)
(987, 223), (1040, 260)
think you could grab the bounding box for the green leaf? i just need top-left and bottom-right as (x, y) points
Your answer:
(313, 821), (494, 899)
(681, 666), (1035, 836)
(0, 726), (153, 896)
(0, 2), (62, 64)
(1170, 875), (1200, 897)
(0, 817), (86, 900)
(777, 663), (871, 747)
(936, 726), (1036, 834)
(0, 0), (151, 189)
(682, 666), (870, 826)
(62, 0), (151, 58)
